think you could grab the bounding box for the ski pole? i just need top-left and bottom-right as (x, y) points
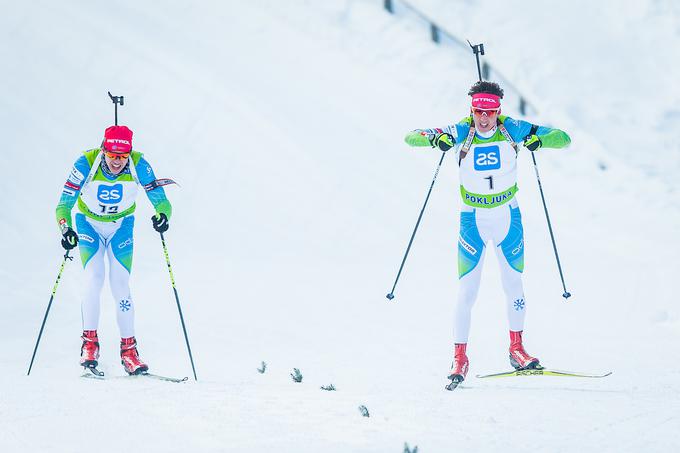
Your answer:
(27, 250), (73, 375)
(108, 91), (124, 125)
(386, 150), (447, 301)
(159, 232), (198, 380)
(529, 150), (571, 300)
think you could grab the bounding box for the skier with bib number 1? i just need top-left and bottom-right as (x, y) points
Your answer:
(55, 125), (172, 375)
(403, 81), (571, 388)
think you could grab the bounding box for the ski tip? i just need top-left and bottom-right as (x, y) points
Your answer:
(142, 373), (189, 383)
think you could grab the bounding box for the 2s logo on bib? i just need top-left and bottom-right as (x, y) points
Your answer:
(97, 184), (123, 204)
(473, 145), (501, 171)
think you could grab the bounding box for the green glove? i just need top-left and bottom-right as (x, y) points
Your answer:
(432, 133), (455, 151)
(523, 134), (542, 151)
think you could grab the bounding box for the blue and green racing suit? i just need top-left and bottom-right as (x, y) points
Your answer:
(55, 148), (172, 337)
(405, 116), (570, 343)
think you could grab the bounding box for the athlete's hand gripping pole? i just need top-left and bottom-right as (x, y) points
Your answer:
(158, 231), (198, 380)
(386, 151), (447, 301)
(27, 250), (73, 375)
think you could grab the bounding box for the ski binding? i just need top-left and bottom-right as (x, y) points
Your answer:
(445, 374), (464, 391)
(81, 365), (105, 379)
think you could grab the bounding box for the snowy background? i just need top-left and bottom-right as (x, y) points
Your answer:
(1, 0), (679, 452)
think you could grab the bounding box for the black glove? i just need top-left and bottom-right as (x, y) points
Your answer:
(523, 134), (542, 151)
(152, 213), (169, 233)
(430, 132), (455, 151)
(61, 227), (79, 250)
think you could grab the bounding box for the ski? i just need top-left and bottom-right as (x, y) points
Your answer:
(136, 372), (188, 383)
(81, 368), (187, 383)
(476, 368), (612, 379)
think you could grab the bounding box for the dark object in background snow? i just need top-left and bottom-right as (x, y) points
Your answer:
(257, 361), (267, 374)
(358, 405), (370, 417)
(320, 384), (336, 391)
(290, 368), (303, 382)
(404, 442), (419, 453)
(598, 161), (608, 171)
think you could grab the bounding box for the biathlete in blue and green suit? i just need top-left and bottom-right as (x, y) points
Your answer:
(55, 125), (172, 375)
(403, 81), (571, 384)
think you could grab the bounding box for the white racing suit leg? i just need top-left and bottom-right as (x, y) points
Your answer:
(75, 214), (136, 338)
(454, 207), (486, 344)
(493, 202), (526, 332)
(76, 214), (105, 331)
(454, 200), (526, 342)
(107, 216), (135, 338)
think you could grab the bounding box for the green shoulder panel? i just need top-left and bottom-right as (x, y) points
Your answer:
(131, 150), (143, 166)
(83, 148), (101, 165)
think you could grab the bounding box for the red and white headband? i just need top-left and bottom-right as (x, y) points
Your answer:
(471, 93), (501, 110)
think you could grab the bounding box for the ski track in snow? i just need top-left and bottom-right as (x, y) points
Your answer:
(1, 1), (679, 452)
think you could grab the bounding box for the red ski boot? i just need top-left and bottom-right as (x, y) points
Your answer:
(509, 330), (540, 370)
(80, 330), (100, 368)
(120, 337), (149, 375)
(447, 343), (470, 383)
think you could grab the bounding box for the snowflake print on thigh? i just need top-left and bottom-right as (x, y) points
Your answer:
(119, 300), (131, 312)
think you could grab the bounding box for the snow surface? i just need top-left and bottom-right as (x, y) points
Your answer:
(1, 1), (679, 452)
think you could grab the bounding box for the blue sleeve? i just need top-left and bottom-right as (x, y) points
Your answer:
(501, 117), (535, 143)
(453, 122), (470, 143)
(503, 116), (562, 140)
(135, 157), (172, 219)
(55, 155), (91, 229)
(502, 116), (571, 149)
